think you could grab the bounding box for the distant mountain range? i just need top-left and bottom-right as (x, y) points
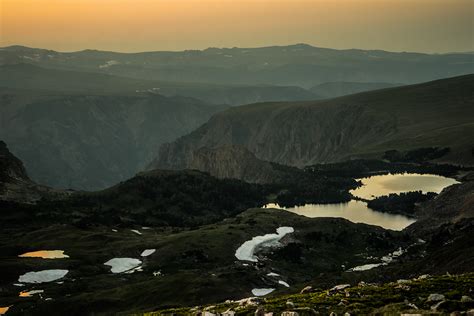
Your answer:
(1, 44), (473, 88)
(0, 63), (318, 106)
(1, 44), (473, 190)
(151, 75), (474, 172)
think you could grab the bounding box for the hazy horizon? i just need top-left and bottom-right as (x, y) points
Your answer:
(1, 0), (473, 54)
(2, 42), (474, 55)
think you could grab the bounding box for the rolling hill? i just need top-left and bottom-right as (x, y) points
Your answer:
(0, 63), (318, 106)
(310, 81), (402, 98)
(1, 44), (473, 88)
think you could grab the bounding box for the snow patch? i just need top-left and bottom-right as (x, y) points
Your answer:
(278, 280), (290, 287)
(251, 288), (274, 296)
(141, 249), (156, 257)
(348, 247), (406, 272)
(99, 60), (120, 68)
(131, 229), (142, 235)
(350, 263), (383, 271)
(235, 227), (294, 262)
(18, 269), (68, 284)
(266, 272), (280, 277)
(104, 258), (142, 273)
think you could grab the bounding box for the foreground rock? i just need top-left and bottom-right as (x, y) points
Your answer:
(147, 273), (474, 315)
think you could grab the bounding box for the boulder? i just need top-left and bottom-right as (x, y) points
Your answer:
(300, 286), (313, 294)
(427, 294), (446, 302)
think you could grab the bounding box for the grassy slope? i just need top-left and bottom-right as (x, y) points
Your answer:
(0, 209), (405, 315)
(145, 273), (474, 315)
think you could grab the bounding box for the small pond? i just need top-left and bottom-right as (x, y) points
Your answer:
(18, 250), (69, 259)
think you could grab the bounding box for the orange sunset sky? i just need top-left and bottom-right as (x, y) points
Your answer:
(0, 0), (473, 53)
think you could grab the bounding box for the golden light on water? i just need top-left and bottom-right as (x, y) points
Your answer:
(18, 250), (69, 259)
(0, 306), (11, 315)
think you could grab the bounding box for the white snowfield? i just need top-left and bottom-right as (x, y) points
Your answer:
(104, 258), (142, 273)
(18, 269), (69, 284)
(348, 247), (406, 272)
(278, 280), (290, 287)
(251, 288), (275, 296)
(141, 249), (156, 257)
(235, 227), (294, 262)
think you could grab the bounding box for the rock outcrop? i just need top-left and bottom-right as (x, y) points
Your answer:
(188, 145), (295, 184)
(0, 141), (53, 202)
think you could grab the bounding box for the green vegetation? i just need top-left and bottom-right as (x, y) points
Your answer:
(306, 158), (463, 178)
(383, 147), (451, 163)
(144, 273), (474, 315)
(1, 170), (267, 227)
(0, 208), (406, 315)
(367, 191), (437, 217)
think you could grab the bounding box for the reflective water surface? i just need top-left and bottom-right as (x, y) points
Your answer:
(350, 173), (458, 200)
(18, 250), (69, 259)
(19, 290), (44, 297)
(266, 173), (458, 230)
(266, 201), (416, 230)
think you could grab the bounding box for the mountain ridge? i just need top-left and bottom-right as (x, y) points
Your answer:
(2, 44), (472, 87)
(150, 74), (474, 172)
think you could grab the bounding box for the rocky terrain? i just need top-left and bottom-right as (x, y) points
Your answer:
(188, 145), (297, 184)
(1, 143), (473, 315)
(0, 90), (226, 190)
(0, 46), (472, 315)
(145, 273), (474, 315)
(0, 141), (62, 203)
(152, 75), (474, 171)
(406, 179), (474, 235)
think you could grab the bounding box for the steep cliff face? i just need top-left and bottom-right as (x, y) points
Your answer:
(151, 75), (474, 170)
(0, 92), (226, 190)
(188, 145), (293, 184)
(0, 141), (52, 202)
(0, 141), (30, 183)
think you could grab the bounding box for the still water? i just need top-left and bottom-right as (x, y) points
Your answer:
(18, 250), (69, 259)
(266, 201), (416, 230)
(266, 173), (458, 231)
(350, 173), (459, 200)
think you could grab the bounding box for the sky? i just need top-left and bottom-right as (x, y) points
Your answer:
(1, 0), (473, 53)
